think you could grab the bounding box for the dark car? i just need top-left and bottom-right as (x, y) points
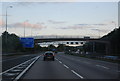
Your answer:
(43, 51), (55, 61)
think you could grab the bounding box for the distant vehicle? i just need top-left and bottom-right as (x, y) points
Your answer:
(43, 51), (55, 61)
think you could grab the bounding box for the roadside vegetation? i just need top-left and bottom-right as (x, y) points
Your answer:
(1, 27), (120, 62)
(1, 31), (40, 55)
(101, 27), (120, 56)
(64, 27), (120, 63)
(2, 31), (23, 53)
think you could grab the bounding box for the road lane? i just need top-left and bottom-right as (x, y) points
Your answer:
(57, 53), (118, 71)
(1, 55), (33, 62)
(2, 53), (41, 72)
(56, 53), (118, 79)
(11, 52), (119, 80)
(21, 56), (80, 79)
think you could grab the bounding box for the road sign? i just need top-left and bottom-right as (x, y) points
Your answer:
(20, 38), (34, 48)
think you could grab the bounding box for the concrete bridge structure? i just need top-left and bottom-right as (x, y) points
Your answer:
(32, 35), (110, 55)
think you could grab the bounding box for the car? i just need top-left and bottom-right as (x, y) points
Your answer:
(43, 51), (55, 61)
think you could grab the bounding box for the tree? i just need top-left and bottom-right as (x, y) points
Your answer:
(57, 44), (65, 52)
(48, 44), (56, 51)
(2, 31), (23, 53)
(101, 27), (120, 56)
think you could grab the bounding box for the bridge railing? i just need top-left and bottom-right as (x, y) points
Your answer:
(26, 35), (100, 39)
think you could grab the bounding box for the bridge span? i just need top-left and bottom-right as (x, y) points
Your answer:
(34, 38), (99, 43)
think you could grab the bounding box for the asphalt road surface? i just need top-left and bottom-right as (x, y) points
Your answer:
(20, 52), (119, 80)
(2, 53), (40, 72)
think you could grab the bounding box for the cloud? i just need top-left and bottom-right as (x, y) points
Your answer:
(58, 24), (87, 30)
(8, 2), (50, 8)
(1, 0), (78, 2)
(77, 24), (106, 26)
(91, 29), (110, 33)
(0, 19), (4, 26)
(48, 20), (66, 24)
(9, 22), (47, 29)
(2, 0), (118, 2)
(58, 23), (109, 30)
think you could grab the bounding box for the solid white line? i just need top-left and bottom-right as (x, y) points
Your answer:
(0, 55), (41, 75)
(71, 70), (84, 79)
(63, 64), (69, 69)
(13, 56), (40, 81)
(96, 65), (109, 69)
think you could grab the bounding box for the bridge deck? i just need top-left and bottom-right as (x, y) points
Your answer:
(34, 38), (99, 43)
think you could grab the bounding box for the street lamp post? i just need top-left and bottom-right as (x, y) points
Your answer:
(5, 5), (12, 32)
(114, 22), (117, 30)
(5, 5), (12, 53)
(24, 20), (28, 38)
(98, 29), (100, 38)
(24, 21), (25, 37)
(31, 27), (32, 37)
(111, 21), (117, 30)
(31, 25), (33, 37)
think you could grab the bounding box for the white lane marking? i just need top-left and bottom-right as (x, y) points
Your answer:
(96, 65), (109, 69)
(63, 64), (69, 69)
(0, 55), (41, 75)
(13, 56), (40, 81)
(59, 61), (62, 64)
(71, 70), (84, 79)
(55, 58), (58, 61)
(57, 58), (84, 79)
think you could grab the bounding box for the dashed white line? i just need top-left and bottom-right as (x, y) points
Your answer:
(56, 58), (84, 79)
(96, 65), (109, 69)
(59, 61), (62, 64)
(55, 58), (58, 61)
(63, 64), (69, 69)
(71, 70), (84, 79)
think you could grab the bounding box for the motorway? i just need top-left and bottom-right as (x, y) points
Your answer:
(2, 52), (119, 80)
(22, 52), (119, 80)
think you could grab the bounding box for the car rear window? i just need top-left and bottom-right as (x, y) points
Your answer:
(45, 53), (53, 55)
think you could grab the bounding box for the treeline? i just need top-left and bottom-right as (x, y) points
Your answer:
(100, 27), (120, 56)
(83, 27), (120, 56)
(2, 26), (120, 56)
(34, 44), (66, 52)
(2, 31), (42, 53)
(2, 31), (23, 53)
(83, 42), (106, 55)
(1, 31), (67, 53)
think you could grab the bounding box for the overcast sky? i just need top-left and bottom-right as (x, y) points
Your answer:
(0, 1), (118, 37)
